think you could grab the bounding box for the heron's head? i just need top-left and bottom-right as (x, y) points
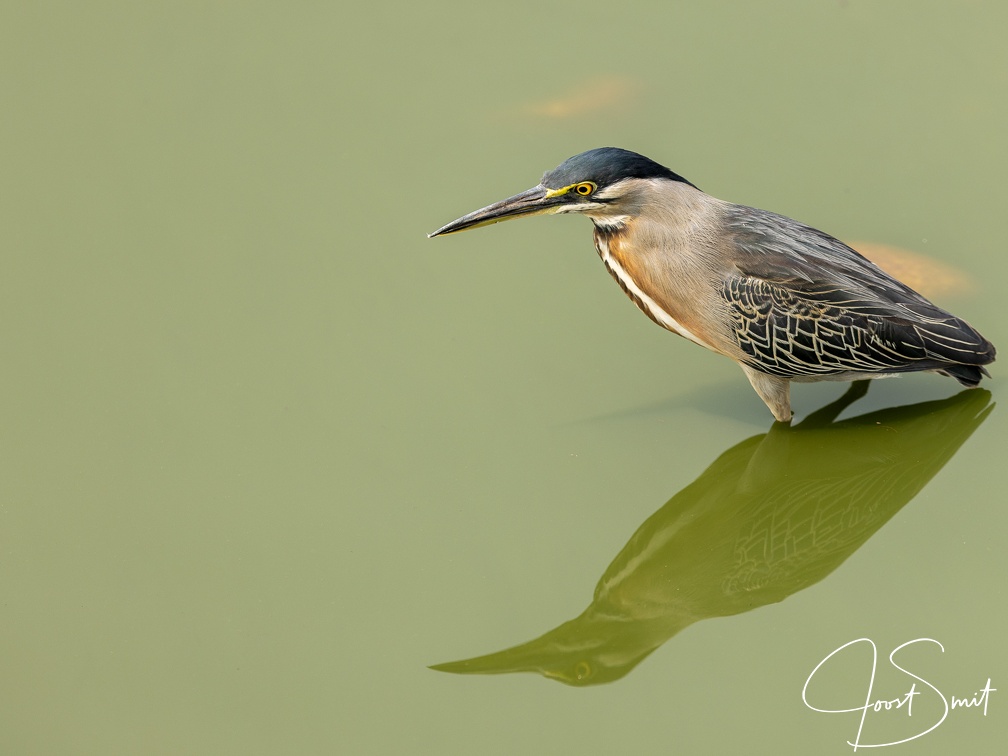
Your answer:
(428, 147), (697, 237)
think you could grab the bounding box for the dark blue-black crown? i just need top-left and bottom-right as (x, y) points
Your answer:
(542, 147), (696, 190)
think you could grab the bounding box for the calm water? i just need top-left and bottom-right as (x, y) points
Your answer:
(2, 3), (1006, 754)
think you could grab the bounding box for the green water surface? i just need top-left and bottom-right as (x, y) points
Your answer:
(2, 2), (1005, 754)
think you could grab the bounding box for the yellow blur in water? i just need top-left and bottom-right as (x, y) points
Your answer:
(851, 241), (973, 300)
(513, 75), (641, 120)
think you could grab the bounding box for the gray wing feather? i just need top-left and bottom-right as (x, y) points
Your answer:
(719, 205), (995, 379)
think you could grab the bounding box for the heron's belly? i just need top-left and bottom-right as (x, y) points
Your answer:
(790, 371), (900, 384)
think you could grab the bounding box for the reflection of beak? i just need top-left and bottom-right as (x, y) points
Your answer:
(428, 185), (566, 237)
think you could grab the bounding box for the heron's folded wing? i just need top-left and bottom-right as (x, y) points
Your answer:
(719, 206), (994, 376)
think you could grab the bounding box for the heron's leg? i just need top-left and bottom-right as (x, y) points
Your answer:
(740, 364), (792, 423)
(799, 380), (871, 427)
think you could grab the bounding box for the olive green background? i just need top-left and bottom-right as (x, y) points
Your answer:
(2, 2), (1005, 753)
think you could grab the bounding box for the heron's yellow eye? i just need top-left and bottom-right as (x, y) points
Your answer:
(573, 182), (595, 196)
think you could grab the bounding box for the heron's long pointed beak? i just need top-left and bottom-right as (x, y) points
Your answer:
(428, 185), (565, 238)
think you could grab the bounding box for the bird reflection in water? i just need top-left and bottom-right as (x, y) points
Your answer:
(431, 383), (993, 686)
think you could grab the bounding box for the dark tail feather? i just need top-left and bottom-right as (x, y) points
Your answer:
(923, 317), (996, 387)
(939, 363), (991, 387)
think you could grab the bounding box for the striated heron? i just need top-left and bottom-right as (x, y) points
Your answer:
(429, 148), (995, 422)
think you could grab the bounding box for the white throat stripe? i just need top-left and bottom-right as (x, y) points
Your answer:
(598, 239), (712, 350)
